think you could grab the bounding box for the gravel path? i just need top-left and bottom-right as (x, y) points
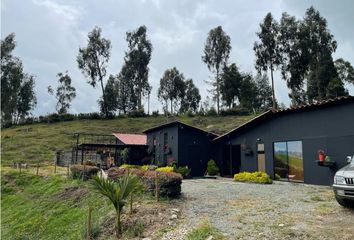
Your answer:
(165, 178), (354, 240)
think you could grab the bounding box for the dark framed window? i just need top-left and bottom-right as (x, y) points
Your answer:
(274, 141), (304, 182)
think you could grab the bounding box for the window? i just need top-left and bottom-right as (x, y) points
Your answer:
(274, 141), (304, 182)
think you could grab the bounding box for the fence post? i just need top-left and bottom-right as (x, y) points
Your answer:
(155, 171), (159, 202)
(87, 206), (92, 240)
(19, 163), (22, 173)
(67, 158), (70, 177)
(36, 162), (39, 176)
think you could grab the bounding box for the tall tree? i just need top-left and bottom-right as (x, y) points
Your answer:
(117, 64), (136, 114)
(48, 71), (76, 114)
(278, 12), (308, 105)
(302, 6), (339, 101)
(220, 63), (242, 109)
(77, 26), (111, 118)
(335, 58), (354, 85)
(98, 75), (119, 116)
(202, 26), (231, 114)
(124, 26), (152, 110)
(238, 74), (257, 111)
(1, 33), (37, 126)
(157, 67), (185, 114)
(253, 74), (273, 112)
(254, 13), (281, 109)
(180, 79), (201, 113)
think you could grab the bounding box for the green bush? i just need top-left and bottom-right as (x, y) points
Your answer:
(107, 167), (182, 197)
(220, 107), (250, 116)
(119, 164), (141, 169)
(151, 110), (159, 117)
(207, 160), (219, 176)
(175, 166), (191, 179)
(234, 171), (272, 184)
(70, 164), (100, 180)
(156, 166), (174, 172)
(127, 109), (146, 118)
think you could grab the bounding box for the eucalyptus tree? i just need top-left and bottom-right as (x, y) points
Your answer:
(48, 71), (76, 114)
(180, 79), (201, 113)
(158, 67), (185, 114)
(220, 63), (242, 109)
(98, 75), (119, 116)
(1, 33), (37, 126)
(124, 25), (152, 110)
(335, 58), (354, 85)
(202, 26), (231, 114)
(77, 26), (111, 118)
(254, 13), (281, 109)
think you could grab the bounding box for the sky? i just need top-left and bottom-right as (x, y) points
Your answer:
(1, 0), (354, 116)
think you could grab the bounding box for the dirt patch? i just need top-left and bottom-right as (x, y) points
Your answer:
(55, 186), (89, 203)
(98, 199), (184, 239)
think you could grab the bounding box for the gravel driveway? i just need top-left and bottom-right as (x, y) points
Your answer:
(166, 178), (354, 240)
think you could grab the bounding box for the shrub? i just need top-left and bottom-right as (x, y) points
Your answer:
(175, 166), (191, 179)
(151, 110), (159, 117)
(233, 171), (272, 184)
(220, 107), (250, 116)
(70, 164), (100, 180)
(107, 167), (182, 197)
(156, 166), (174, 172)
(207, 160), (219, 176)
(141, 165), (157, 171)
(127, 109), (146, 118)
(119, 164), (141, 169)
(206, 107), (217, 116)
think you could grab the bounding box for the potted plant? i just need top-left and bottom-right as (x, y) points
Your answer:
(318, 149), (326, 162)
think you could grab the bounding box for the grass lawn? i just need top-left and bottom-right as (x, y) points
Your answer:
(1, 114), (255, 165)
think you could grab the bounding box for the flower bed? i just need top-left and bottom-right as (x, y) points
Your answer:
(234, 171), (272, 184)
(107, 167), (182, 197)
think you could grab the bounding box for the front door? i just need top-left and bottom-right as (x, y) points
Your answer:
(257, 143), (266, 172)
(222, 144), (241, 176)
(188, 145), (203, 176)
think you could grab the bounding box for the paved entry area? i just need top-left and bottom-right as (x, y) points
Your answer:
(180, 178), (354, 240)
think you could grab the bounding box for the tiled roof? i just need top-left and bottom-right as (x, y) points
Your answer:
(112, 133), (147, 145)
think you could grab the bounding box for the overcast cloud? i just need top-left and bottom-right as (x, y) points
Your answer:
(1, 0), (353, 116)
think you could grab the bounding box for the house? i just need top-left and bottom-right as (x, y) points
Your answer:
(143, 121), (218, 176)
(213, 96), (354, 185)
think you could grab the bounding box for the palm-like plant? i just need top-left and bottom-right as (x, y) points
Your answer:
(92, 173), (143, 237)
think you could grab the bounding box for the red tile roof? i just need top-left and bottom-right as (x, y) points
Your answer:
(112, 133), (147, 145)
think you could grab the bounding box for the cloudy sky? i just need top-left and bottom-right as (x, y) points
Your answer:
(2, 0), (354, 115)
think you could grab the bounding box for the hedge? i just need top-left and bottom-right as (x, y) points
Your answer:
(70, 164), (100, 180)
(234, 171), (272, 184)
(107, 167), (182, 197)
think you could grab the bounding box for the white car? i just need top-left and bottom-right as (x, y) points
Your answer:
(333, 155), (354, 208)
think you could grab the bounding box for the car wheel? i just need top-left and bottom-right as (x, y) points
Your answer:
(335, 195), (354, 208)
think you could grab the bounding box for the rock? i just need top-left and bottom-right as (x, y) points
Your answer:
(278, 224), (284, 227)
(206, 236), (213, 240)
(171, 208), (180, 213)
(170, 214), (178, 220)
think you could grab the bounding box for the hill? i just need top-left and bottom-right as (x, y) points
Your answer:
(1, 114), (255, 165)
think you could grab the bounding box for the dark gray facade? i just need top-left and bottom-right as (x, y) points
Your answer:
(144, 122), (217, 176)
(213, 98), (354, 185)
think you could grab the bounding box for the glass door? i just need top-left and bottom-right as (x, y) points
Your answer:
(274, 141), (304, 182)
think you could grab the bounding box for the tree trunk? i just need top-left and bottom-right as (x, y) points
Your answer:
(170, 99), (173, 115)
(99, 78), (108, 118)
(216, 69), (220, 114)
(270, 65), (276, 110)
(116, 208), (121, 238)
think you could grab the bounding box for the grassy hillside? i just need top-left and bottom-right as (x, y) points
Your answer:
(1, 115), (255, 165)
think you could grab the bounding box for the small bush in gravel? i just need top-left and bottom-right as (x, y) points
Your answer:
(186, 220), (225, 240)
(70, 164), (100, 180)
(175, 166), (191, 179)
(107, 167), (182, 197)
(207, 159), (219, 176)
(234, 171), (272, 184)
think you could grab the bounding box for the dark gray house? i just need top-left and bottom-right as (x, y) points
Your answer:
(213, 96), (354, 185)
(143, 121), (218, 176)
